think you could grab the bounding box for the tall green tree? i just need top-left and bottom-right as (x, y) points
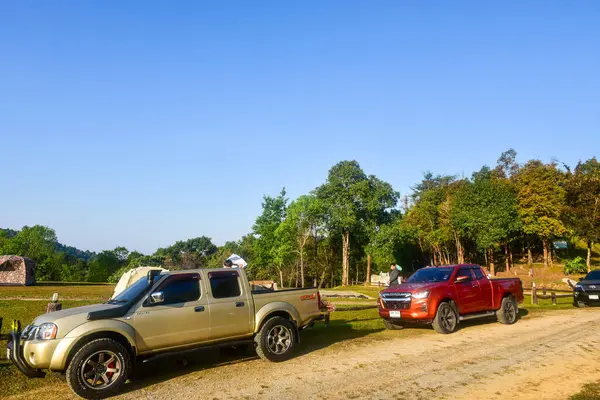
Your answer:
(451, 167), (521, 275)
(565, 157), (600, 271)
(252, 189), (288, 285)
(515, 160), (567, 267)
(315, 161), (397, 286)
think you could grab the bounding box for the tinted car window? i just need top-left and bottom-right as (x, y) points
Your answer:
(456, 268), (473, 282)
(407, 267), (454, 283)
(209, 271), (242, 299)
(158, 274), (200, 305)
(473, 268), (485, 280)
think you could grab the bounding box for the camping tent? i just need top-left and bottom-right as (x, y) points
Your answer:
(112, 266), (168, 299)
(0, 256), (36, 286)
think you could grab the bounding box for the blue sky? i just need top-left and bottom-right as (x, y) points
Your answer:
(2, 1), (599, 254)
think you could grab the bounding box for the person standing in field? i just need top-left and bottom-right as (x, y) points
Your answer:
(387, 263), (400, 286)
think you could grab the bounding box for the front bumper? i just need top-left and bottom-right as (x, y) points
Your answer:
(378, 297), (433, 323)
(573, 291), (600, 306)
(6, 331), (45, 378)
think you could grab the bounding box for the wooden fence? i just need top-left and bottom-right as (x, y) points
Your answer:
(528, 286), (573, 305)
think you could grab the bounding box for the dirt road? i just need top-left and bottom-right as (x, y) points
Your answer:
(9, 308), (600, 400)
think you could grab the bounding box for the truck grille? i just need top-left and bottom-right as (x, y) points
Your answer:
(381, 292), (411, 310)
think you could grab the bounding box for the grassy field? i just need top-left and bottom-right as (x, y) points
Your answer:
(570, 381), (600, 400)
(0, 282), (114, 300)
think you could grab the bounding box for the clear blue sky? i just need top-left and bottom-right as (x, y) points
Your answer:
(2, 1), (599, 254)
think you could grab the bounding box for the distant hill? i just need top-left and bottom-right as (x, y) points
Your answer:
(1, 228), (96, 262)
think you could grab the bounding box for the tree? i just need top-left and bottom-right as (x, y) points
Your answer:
(315, 161), (397, 286)
(276, 195), (321, 287)
(451, 167), (521, 275)
(87, 250), (121, 282)
(565, 157), (600, 271)
(515, 160), (567, 267)
(252, 189), (288, 285)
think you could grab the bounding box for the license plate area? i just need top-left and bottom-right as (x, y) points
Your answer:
(589, 294), (599, 300)
(389, 310), (401, 318)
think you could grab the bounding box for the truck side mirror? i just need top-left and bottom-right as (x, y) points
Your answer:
(148, 291), (164, 305)
(455, 275), (470, 283)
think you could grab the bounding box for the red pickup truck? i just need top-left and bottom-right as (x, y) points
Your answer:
(378, 264), (524, 334)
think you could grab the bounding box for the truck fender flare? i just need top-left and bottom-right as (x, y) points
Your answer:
(254, 302), (301, 333)
(50, 320), (136, 371)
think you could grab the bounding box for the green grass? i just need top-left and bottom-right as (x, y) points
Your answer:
(570, 381), (600, 400)
(0, 283), (114, 300)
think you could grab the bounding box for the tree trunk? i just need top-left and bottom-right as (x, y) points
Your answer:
(527, 246), (533, 266)
(509, 247), (514, 269)
(543, 239), (549, 268)
(504, 242), (510, 273)
(455, 235), (465, 264)
(588, 241), (593, 273)
(300, 250), (305, 288)
(295, 260), (299, 287)
(342, 231), (350, 286)
(489, 248), (495, 276)
(279, 268), (283, 289)
(484, 248), (488, 267)
(365, 254), (371, 287)
(355, 264), (358, 285)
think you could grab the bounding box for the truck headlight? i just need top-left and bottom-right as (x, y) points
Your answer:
(412, 291), (430, 299)
(36, 323), (58, 340)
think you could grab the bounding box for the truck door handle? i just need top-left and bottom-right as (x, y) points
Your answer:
(194, 306), (205, 312)
(235, 302), (245, 307)
(473, 284), (479, 288)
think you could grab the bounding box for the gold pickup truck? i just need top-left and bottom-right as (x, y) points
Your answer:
(7, 268), (328, 399)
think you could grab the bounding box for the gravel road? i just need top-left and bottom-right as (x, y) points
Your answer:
(8, 308), (600, 400)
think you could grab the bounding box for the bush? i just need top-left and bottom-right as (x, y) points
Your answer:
(564, 256), (587, 275)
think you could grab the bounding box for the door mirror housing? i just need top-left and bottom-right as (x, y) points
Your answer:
(455, 275), (470, 283)
(148, 291), (164, 305)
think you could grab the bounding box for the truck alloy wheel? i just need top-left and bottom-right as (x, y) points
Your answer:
(255, 316), (297, 362)
(497, 296), (518, 325)
(80, 350), (122, 389)
(267, 325), (292, 355)
(66, 338), (131, 399)
(432, 302), (457, 334)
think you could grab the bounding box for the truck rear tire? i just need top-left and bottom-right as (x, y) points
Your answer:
(384, 320), (404, 330)
(254, 317), (297, 362)
(497, 295), (518, 325)
(66, 338), (132, 399)
(432, 301), (458, 334)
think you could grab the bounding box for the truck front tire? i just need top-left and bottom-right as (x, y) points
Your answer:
(432, 301), (458, 334)
(497, 295), (518, 324)
(66, 338), (132, 399)
(254, 317), (297, 362)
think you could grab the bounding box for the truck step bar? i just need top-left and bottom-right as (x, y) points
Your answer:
(459, 311), (496, 321)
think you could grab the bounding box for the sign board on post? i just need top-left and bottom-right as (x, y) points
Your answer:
(553, 241), (568, 250)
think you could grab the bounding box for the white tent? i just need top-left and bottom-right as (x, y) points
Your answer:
(112, 266), (168, 299)
(225, 253), (247, 269)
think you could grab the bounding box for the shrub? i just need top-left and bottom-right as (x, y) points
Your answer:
(564, 256), (587, 275)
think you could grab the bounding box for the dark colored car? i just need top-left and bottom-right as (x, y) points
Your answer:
(573, 270), (600, 307)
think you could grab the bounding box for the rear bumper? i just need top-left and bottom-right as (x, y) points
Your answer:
(6, 331), (45, 378)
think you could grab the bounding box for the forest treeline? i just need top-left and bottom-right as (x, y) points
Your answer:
(1, 149), (599, 287)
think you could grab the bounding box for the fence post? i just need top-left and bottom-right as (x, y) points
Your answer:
(551, 292), (557, 305)
(542, 288), (547, 296)
(532, 285), (538, 305)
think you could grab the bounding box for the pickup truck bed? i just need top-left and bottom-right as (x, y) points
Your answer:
(378, 264), (523, 334)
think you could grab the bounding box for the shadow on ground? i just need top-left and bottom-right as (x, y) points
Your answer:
(115, 318), (381, 396)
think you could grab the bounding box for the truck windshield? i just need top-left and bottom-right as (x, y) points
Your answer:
(108, 277), (152, 304)
(584, 271), (600, 280)
(407, 267), (454, 283)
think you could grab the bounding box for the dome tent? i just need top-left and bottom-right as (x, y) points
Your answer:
(0, 256), (36, 286)
(112, 266), (168, 299)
